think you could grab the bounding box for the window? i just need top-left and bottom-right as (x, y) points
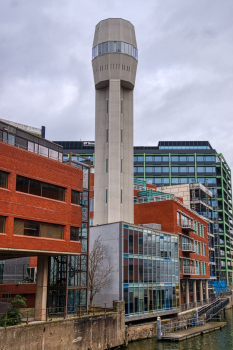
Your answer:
(154, 167), (161, 173)
(0, 170), (8, 189)
(154, 156), (161, 162)
(121, 129), (123, 143)
(121, 100), (123, 114)
(13, 218), (64, 239)
(171, 156), (178, 162)
(171, 167), (179, 173)
(0, 216), (5, 233)
(121, 159), (123, 173)
(39, 145), (48, 157)
(146, 167), (153, 172)
(106, 99), (108, 113)
(90, 197), (94, 212)
(177, 212), (180, 226)
(106, 158), (108, 173)
(16, 176), (65, 201)
(70, 227), (80, 241)
(145, 156), (153, 162)
(106, 189), (108, 204)
(106, 129), (108, 143)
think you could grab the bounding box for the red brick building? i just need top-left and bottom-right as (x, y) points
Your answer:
(0, 140), (89, 318)
(134, 185), (210, 306)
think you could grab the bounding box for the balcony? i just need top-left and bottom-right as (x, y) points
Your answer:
(182, 242), (195, 252)
(183, 266), (198, 275)
(181, 220), (196, 232)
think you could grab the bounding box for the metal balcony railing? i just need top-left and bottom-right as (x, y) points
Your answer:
(182, 243), (194, 252)
(181, 220), (196, 231)
(183, 266), (198, 275)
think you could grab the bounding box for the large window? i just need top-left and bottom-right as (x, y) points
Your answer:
(16, 176), (65, 201)
(14, 218), (64, 239)
(0, 216), (5, 233)
(0, 170), (8, 189)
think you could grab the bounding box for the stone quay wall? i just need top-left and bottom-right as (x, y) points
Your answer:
(0, 301), (125, 350)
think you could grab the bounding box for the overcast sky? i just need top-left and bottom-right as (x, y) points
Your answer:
(0, 0), (233, 166)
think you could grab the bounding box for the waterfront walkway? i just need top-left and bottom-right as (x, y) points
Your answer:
(161, 321), (226, 341)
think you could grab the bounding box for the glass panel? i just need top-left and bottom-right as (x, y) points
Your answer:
(16, 176), (29, 193)
(82, 191), (89, 221)
(0, 170), (8, 189)
(28, 141), (34, 152)
(0, 216), (5, 233)
(71, 190), (81, 205)
(39, 145), (48, 157)
(70, 227), (80, 241)
(42, 182), (64, 201)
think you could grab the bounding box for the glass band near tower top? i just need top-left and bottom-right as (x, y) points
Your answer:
(92, 18), (137, 226)
(92, 41), (138, 60)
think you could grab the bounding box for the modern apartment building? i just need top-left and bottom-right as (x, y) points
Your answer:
(134, 180), (210, 305)
(55, 140), (233, 286)
(0, 121), (90, 319)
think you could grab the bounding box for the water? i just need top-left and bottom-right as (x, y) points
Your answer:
(126, 308), (233, 350)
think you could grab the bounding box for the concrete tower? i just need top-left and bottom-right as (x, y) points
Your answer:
(92, 18), (138, 225)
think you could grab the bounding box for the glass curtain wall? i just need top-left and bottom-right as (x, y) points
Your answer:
(48, 154), (90, 313)
(123, 224), (179, 317)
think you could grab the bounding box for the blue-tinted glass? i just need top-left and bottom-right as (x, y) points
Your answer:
(179, 167), (186, 172)
(134, 167), (137, 173)
(180, 178), (188, 184)
(138, 167), (144, 173)
(146, 167), (153, 172)
(134, 156), (137, 162)
(154, 167), (161, 173)
(163, 178), (169, 184)
(180, 157), (186, 162)
(154, 156), (161, 162)
(171, 156), (178, 162)
(197, 167), (205, 172)
(171, 178), (179, 184)
(145, 156), (153, 162)
(154, 178), (162, 184)
(197, 156), (204, 161)
(162, 156), (169, 162)
(188, 167), (195, 172)
(138, 156), (144, 162)
(206, 156), (215, 162)
(197, 178), (204, 183)
(171, 167), (178, 172)
(187, 156), (194, 162)
(162, 167), (169, 172)
(206, 178), (216, 184)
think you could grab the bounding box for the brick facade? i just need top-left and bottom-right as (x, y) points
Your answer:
(134, 199), (210, 304)
(0, 142), (83, 255)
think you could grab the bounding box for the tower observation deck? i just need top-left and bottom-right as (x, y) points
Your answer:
(92, 18), (138, 225)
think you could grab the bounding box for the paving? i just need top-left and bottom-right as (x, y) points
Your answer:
(161, 321), (226, 341)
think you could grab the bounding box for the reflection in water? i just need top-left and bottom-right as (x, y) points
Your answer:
(126, 309), (233, 350)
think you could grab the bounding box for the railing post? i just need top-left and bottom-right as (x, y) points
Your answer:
(79, 305), (81, 317)
(157, 317), (162, 339)
(26, 310), (29, 324)
(93, 305), (95, 315)
(195, 309), (198, 325)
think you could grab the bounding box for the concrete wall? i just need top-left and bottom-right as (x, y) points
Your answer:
(0, 305), (125, 350)
(90, 223), (122, 304)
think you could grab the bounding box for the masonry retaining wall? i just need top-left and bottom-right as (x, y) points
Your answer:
(0, 302), (125, 350)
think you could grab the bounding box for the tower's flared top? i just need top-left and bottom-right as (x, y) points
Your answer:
(93, 18), (137, 49)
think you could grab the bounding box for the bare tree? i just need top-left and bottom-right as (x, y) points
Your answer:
(89, 236), (112, 305)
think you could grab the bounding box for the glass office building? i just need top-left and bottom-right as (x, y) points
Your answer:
(55, 140), (233, 286)
(123, 224), (180, 317)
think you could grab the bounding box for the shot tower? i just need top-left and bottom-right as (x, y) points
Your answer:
(92, 18), (138, 225)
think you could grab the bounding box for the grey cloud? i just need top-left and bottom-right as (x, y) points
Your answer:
(0, 0), (232, 169)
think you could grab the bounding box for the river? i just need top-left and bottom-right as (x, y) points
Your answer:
(126, 308), (233, 350)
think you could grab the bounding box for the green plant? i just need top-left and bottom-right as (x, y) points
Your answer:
(0, 294), (27, 327)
